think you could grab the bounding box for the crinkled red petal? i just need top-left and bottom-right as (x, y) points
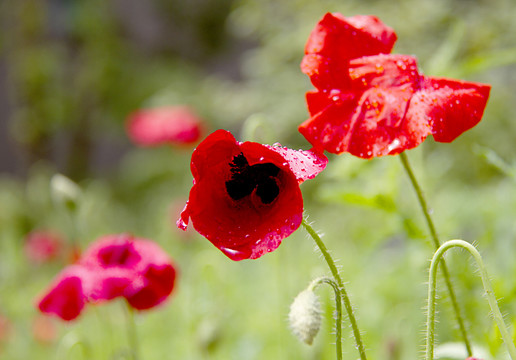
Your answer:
(305, 13), (397, 61)
(406, 77), (491, 143)
(348, 54), (420, 91)
(346, 88), (430, 158)
(299, 96), (358, 154)
(302, 13), (397, 89)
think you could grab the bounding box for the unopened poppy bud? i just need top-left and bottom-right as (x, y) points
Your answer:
(288, 288), (322, 345)
(50, 174), (81, 212)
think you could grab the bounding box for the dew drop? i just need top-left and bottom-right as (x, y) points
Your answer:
(219, 247), (247, 260)
(387, 138), (401, 152)
(177, 219), (188, 231)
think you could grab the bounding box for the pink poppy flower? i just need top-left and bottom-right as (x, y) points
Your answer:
(24, 230), (63, 264)
(36, 234), (177, 321)
(79, 234), (176, 310)
(299, 13), (491, 158)
(177, 129), (327, 261)
(126, 106), (204, 146)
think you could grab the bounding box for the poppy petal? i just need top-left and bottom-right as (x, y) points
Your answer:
(304, 13), (397, 61)
(302, 13), (397, 89)
(348, 54), (420, 91)
(407, 77), (491, 142)
(127, 106), (203, 146)
(265, 145), (328, 183)
(37, 266), (89, 321)
(299, 98), (359, 155)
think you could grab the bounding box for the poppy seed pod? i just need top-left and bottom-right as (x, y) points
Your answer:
(288, 289), (322, 345)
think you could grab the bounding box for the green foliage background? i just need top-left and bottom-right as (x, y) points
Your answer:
(1, 0), (516, 359)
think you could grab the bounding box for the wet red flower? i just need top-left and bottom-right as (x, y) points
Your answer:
(127, 106), (204, 146)
(177, 129), (327, 261)
(299, 13), (491, 158)
(24, 230), (63, 264)
(36, 234), (176, 320)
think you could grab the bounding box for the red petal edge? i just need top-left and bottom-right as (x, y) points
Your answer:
(407, 77), (491, 143)
(265, 145), (328, 183)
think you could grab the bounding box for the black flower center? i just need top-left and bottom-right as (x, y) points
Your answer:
(225, 153), (281, 204)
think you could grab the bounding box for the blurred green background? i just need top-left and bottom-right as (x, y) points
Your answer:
(1, 0), (516, 359)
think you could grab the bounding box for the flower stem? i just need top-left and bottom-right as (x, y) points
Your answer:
(399, 152), (472, 356)
(302, 219), (367, 360)
(426, 239), (516, 360)
(309, 277), (343, 360)
(123, 301), (140, 360)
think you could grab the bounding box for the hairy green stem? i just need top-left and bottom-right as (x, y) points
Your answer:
(399, 152), (472, 356)
(426, 239), (516, 360)
(309, 277), (343, 360)
(302, 219), (367, 360)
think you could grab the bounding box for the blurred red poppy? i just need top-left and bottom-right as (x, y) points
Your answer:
(177, 129), (327, 261)
(24, 230), (63, 264)
(36, 234), (176, 320)
(127, 106), (203, 146)
(299, 13), (491, 158)
(80, 234), (176, 310)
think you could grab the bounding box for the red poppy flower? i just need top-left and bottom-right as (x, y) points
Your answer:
(299, 12), (491, 158)
(80, 234), (177, 310)
(36, 234), (177, 320)
(127, 106), (203, 146)
(177, 129), (327, 261)
(24, 230), (63, 264)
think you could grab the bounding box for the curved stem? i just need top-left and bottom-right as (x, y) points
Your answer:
(426, 239), (516, 360)
(399, 152), (472, 356)
(302, 219), (367, 360)
(309, 277), (343, 360)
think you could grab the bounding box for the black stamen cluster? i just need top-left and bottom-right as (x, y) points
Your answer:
(225, 153), (280, 204)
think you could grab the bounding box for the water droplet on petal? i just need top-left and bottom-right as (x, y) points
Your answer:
(387, 138), (401, 152)
(219, 247), (248, 261)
